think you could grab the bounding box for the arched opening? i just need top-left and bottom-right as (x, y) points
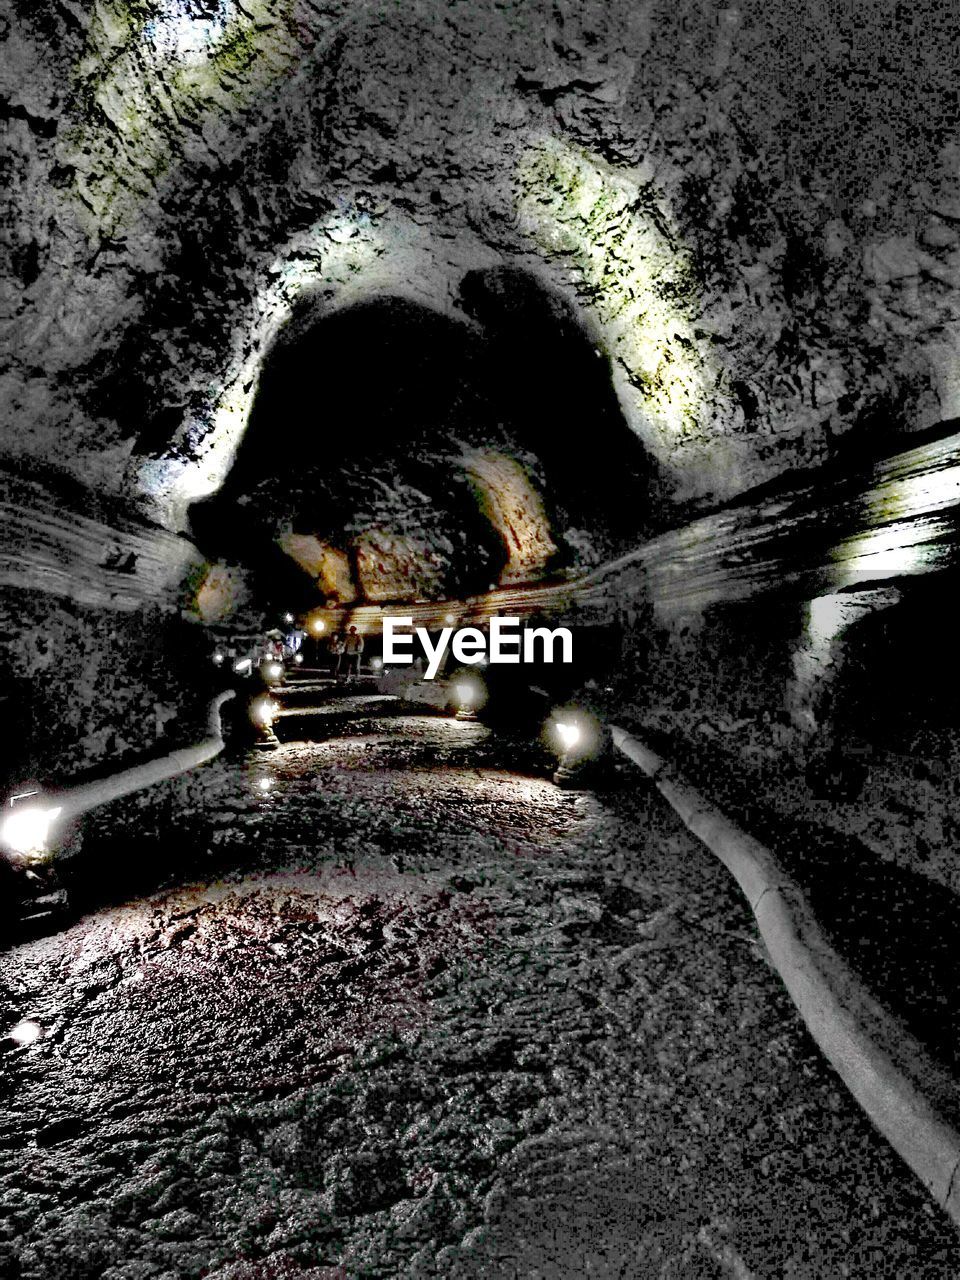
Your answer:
(187, 273), (662, 622)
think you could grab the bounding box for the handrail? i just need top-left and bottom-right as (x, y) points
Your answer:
(52, 689), (236, 820)
(611, 723), (960, 1227)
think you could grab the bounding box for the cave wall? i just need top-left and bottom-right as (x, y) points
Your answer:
(4, 0), (960, 781)
(0, 465), (229, 786)
(5, 0), (960, 531)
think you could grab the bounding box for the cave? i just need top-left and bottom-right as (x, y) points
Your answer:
(5, 1), (960, 1275)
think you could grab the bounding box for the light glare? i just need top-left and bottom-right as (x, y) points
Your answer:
(1, 806), (62, 856)
(555, 722), (581, 751)
(8, 1020), (43, 1047)
(252, 697), (276, 726)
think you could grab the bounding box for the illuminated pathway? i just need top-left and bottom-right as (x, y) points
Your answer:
(1, 713), (957, 1277)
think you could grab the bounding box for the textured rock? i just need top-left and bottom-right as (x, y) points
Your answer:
(1, 718), (956, 1275)
(5, 0), (960, 796)
(5, 0), (960, 530)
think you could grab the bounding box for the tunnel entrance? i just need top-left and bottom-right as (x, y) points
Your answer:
(188, 271), (662, 621)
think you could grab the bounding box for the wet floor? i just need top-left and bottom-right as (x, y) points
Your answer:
(1, 716), (958, 1277)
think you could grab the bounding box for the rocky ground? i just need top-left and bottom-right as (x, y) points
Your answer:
(1, 712), (958, 1278)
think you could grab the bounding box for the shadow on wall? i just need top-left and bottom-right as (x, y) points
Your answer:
(836, 569), (960, 754)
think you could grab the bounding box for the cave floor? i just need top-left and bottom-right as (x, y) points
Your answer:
(1, 716), (958, 1278)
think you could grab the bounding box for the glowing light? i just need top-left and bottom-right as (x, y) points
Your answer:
(251, 697), (277, 726)
(456, 683), (474, 706)
(266, 663), (282, 679)
(8, 1020), (43, 1047)
(445, 613), (458, 626)
(258, 778), (273, 793)
(294, 653), (303, 665)
(827, 433), (960, 587)
(145, 2), (231, 62)
(233, 657), (252, 674)
(555, 722), (581, 752)
(0, 806), (62, 857)
(371, 656), (383, 671)
(212, 651), (225, 665)
(283, 613), (294, 624)
(312, 620), (325, 634)
(829, 523), (951, 581)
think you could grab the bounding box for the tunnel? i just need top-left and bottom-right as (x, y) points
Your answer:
(5, 1), (960, 1275)
(188, 275), (661, 620)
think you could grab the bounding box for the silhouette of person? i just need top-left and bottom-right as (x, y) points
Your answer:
(344, 626), (364, 680)
(329, 629), (346, 680)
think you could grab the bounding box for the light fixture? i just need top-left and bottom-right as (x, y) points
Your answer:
(212, 651), (224, 665)
(233, 657), (252, 674)
(283, 612), (294, 624)
(251, 697), (277, 726)
(0, 805), (62, 859)
(550, 712), (599, 789)
(265, 662), (282, 680)
(555, 721), (581, 752)
(312, 620), (325, 634)
(454, 680), (479, 722)
(293, 653), (303, 665)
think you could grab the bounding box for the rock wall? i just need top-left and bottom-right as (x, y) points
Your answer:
(5, 0), (960, 531)
(5, 0), (960, 780)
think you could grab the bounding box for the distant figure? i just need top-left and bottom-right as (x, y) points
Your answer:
(329, 630), (346, 680)
(344, 626), (364, 680)
(283, 627), (306, 660)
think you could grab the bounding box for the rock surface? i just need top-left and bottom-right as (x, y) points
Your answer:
(0, 716), (956, 1276)
(5, 0), (960, 527)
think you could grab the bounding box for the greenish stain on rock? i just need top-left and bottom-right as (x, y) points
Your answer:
(60, 0), (304, 237)
(516, 137), (717, 452)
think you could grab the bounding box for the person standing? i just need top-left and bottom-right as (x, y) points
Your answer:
(283, 627), (306, 661)
(328, 629), (346, 681)
(344, 626), (364, 680)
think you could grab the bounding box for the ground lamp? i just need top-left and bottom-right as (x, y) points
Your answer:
(551, 714), (591, 788)
(455, 680), (479, 722)
(0, 795), (62, 864)
(251, 696), (280, 750)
